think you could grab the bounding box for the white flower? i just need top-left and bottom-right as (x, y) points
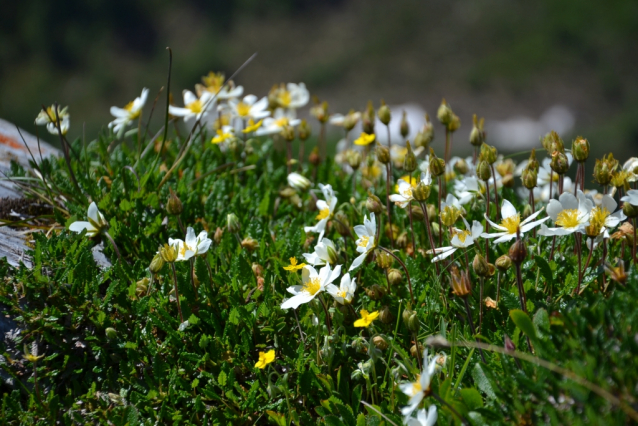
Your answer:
(168, 227), (212, 262)
(349, 213), (377, 271)
(400, 350), (438, 419)
(482, 199), (548, 243)
(280, 263), (341, 309)
(304, 184), (338, 241)
(35, 105), (70, 135)
(287, 172), (311, 191)
(326, 272), (356, 305)
(108, 88), (149, 133)
(277, 82), (310, 111)
(454, 176), (484, 205)
(621, 189), (638, 207)
(69, 202), (108, 237)
(427, 218), (482, 262)
(623, 158), (638, 182)
(228, 94), (270, 121)
(538, 190), (593, 237)
(303, 238), (337, 266)
(390, 171), (431, 209)
(516, 156), (573, 202)
(585, 194), (626, 241)
(197, 72), (244, 100)
(255, 108), (301, 136)
(169, 90), (215, 123)
(405, 406), (438, 426)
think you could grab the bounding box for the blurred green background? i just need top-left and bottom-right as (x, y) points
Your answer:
(2, 0), (637, 158)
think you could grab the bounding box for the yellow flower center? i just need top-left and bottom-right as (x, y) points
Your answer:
(236, 102), (251, 117)
(274, 117), (289, 127)
(187, 100), (203, 114)
(337, 290), (347, 299)
(555, 209), (580, 229)
(455, 229), (471, 243)
(203, 72), (224, 92)
(316, 208), (330, 220)
(411, 375), (423, 396)
(303, 277), (322, 295)
(124, 101), (135, 112)
(500, 213), (521, 234)
(358, 235), (370, 248)
(277, 91), (291, 107)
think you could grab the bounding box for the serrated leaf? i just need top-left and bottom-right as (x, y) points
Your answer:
(509, 309), (537, 339)
(218, 370), (227, 387)
(228, 308), (240, 326)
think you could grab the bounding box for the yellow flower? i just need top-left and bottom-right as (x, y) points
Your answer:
(395, 175), (417, 192)
(255, 349), (275, 369)
(353, 132), (376, 146)
(354, 309), (379, 327)
(212, 129), (234, 144)
(283, 257), (306, 272)
(242, 119), (263, 133)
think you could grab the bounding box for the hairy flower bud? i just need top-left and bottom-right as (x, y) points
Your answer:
(241, 237), (259, 252)
(407, 312), (420, 332)
(429, 148), (446, 177)
(252, 263), (264, 277)
(415, 114), (434, 148)
(227, 213), (241, 234)
(214, 227), (224, 244)
(542, 130), (565, 154)
(396, 232), (408, 248)
(376, 143), (391, 164)
(375, 249), (393, 269)
(550, 150), (569, 175)
(453, 158), (469, 175)
(527, 149), (539, 173)
(400, 110), (410, 138)
(388, 268), (403, 286)
(413, 181), (431, 202)
(149, 252), (165, 274)
(309, 146), (321, 166)
(105, 327), (118, 340)
(347, 150), (362, 170)
(402, 307), (414, 325)
(379, 305), (394, 324)
(508, 238), (527, 265)
(450, 264), (471, 297)
(472, 253), (489, 277)
(310, 100), (329, 123)
(448, 114), (461, 132)
(469, 114), (485, 147)
(437, 98), (453, 126)
(166, 188), (183, 216)
(135, 278), (149, 297)
(410, 204), (424, 221)
(495, 254), (512, 272)
(476, 159), (492, 182)
(431, 222), (440, 238)
(365, 284), (386, 300)
(373, 335), (389, 351)
(623, 202), (638, 218)
(522, 167), (538, 189)
(281, 124), (295, 142)
(403, 141), (417, 173)
(410, 342), (425, 358)
(377, 100), (391, 126)
(160, 243), (178, 263)
(480, 143), (498, 164)
(334, 211), (350, 237)
(343, 110), (360, 132)
(298, 119), (311, 141)
(572, 136), (589, 162)
(366, 193), (383, 214)
(594, 153), (618, 186)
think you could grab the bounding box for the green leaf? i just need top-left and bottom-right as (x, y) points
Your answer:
(258, 192), (271, 217)
(535, 255), (553, 287)
(228, 308), (240, 326)
(460, 388), (483, 410)
(509, 309), (537, 340)
(266, 410), (287, 426)
(218, 370), (227, 387)
(324, 415), (347, 426)
(351, 384), (362, 414)
(356, 414), (366, 426)
(533, 308), (550, 339)
(471, 363), (496, 400)
(187, 314), (199, 325)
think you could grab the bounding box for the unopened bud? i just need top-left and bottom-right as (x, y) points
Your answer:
(105, 327), (117, 340)
(410, 342), (425, 358)
(309, 147), (321, 166)
(413, 181), (431, 201)
(400, 110), (410, 138)
(427, 204), (436, 221)
(334, 211), (350, 236)
(472, 254), (489, 277)
(448, 114), (461, 132)
(495, 254), (512, 272)
(410, 204), (424, 221)
(166, 188), (183, 216)
(214, 227), (224, 244)
(508, 238), (527, 264)
(396, 232), (408, 248)
(572, 136), (589, 162)
(429, 148), (446, 177)
(469, 114), (485, 147)
(407, 312), (420, 332)
(480, 143), (498, 164)
(379, 305), (394, 324)
(388, 268), (402, 286)
(373, 335), (389, 351)
(365, 284), (386, 300)
(252, 263), (264, 277)
(362, 116), (374, 135)
(477, 159), (492, 181)
(431, 222), (440, 237)
(403, 141), (417, 172)
(378, 101), (391, 126)
(550, 151), (569, 175)
(366, 193), (383, 214)
(402, 307), (415, 325)
(522, 167), (538, 189)
(241, 237), (259, 252)
(527, 149), (539, 172)
(594, 153), (618, 186)
(343, 111), (359, 132)
(437, 99), (453, 125)
(281, 125), (295, 142)
(385, 223), (399, 240)
(298, 119), (311, 141)
(450, 265), (471, 297)
(415, 114), (434, 148)
(623, 202), (638, 218)
(227, 213), (241, 233)
(347, 150), (362, 170)
(310, 100), (329, 123)
(135, 277), (149, 297)
(375, 250), (393, 269)
(326, 244), (339, 265)
(376, 143), (391, 164)
(454, 158), (469, 175)
(149, 253), (165, 274)
(279, 187), (296, 198)
(160, 243), (178, 263)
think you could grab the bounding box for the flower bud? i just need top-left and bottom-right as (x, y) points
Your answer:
(372, 336), (389, 351)
(426, 204), (436, 221)
(400, 110), (410, 138)
(450, 265), (471, 297)
(440, 205), (462, 227)
(484, 297), (497, 309)
(429, 148), (446, 177)
(623, 202), (638, 218)
(431, 222), (440, 237)
(403, 141), (417, 173)
(310, 100), (329, 123)
(376, 143), (391, 164)
(377, 100), (391, 126)
(495, 254), (512, 272)
(508, 238), (527, 265)
(298, 119), (311, 141)
(326, 244), (339, 265)
(160, 243), (178, 263)
(287, 172), (311, 191)
(402, 307), (414, 325)
(472, 253), (489, 277)
(522, 204), (533, 220)
(437, 99), (453, 126)
(415, 114), (434, 148)
(105, 327), (118, 340)
(214, 227), (224, 244)
(379, 305), (394, 324)
(410, 204), (424, 221)
(309, 147), (321, 166)
(476, 159), (492, 182)
(352, 336), (367, 354)
(611, 171), (630, 191)
(279, 187), (296, 198)
(365, 284), (386, 300)
(469, 114), (485, 147)
(362, 116), (375, 135)
(413, 181), (431, 202)
(343, 110), (360, 132)
(375, 249), (393, 269)
(334, 211), (350, 237)
(572, 136), (589, 162)
(281, 124), (295, 142)
(227, 213), (241, 233)
(241, 237), (259, 252)
(149, 252), (165, 274)
(388, 268), (402, 286)
(136, 277), (149, 297)
(542, 130), (564, 154)
(527, 149), (539, 172)
(480, 143), (498, 164)
(410, 342), (425, 358)
(385, 223), (399, 240)
(504, 334), (516, 352)
(252, 263), (264, 277)
(396, 232), (408, 248)
(448, 113), (461, 132)
(501, 174), (514, 188)
(166, 188), (183, 216)
(522, 167), (538, 189)
(550, 150), (569, 175)
(407, 312), (420, 332)
(453, 158), (469, 175)
(366, 193), (383, 214)
(347, 150), (362, 170)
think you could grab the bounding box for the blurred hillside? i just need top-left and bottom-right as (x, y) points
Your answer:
(2, 0), (637, 158)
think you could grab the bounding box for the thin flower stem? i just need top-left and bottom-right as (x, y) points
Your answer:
(408, 201), (416, 256)
(103, 231), (122, 263)
(170, 263), (184, 323)
(602, 239), (608, 288)
(386, 124), (393, 174)
(437, 176), (443, 247)
(496, 271), (501, 303)
(490, 164), (500, 219)
(384, 268), (391, 292)
(286, 141), (292, 174)
(462, 297), (486, 363)
(378, 246), (415, 305)
(485, 182), (491, 263)
(298, 140), (304, 171)
(318, 294), (333, 334)
(419, 201), (439, 275)
(549, 170), (554, 200)
(386, 163), (395, 248)
(575, 234), (583, 295)
(515, 262), (533, 352)
(292, 308), (306, 344)
(177, 216), (186, 235)
(479, 277), (484, 331)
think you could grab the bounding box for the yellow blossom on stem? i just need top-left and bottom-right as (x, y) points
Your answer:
(283, 257), (306, 272)
(354, 310), (379, 327)
(255, 349), (275, 369)
(243, 119), (263, 133)
(212, 129), (234, 144)
(354, 132), (376, 146)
